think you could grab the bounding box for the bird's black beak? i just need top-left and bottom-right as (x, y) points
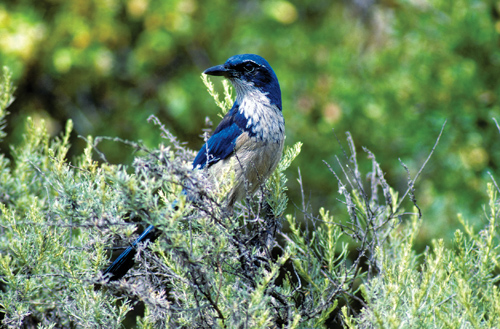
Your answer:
(203, 64), (231, 77)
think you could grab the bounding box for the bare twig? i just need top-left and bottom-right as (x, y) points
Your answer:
(396, 120), (447, 213)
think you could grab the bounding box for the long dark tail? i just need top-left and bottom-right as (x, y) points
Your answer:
(103, 225), (158, 281)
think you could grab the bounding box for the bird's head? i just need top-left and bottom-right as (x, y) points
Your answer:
(203, 54), (282, 110)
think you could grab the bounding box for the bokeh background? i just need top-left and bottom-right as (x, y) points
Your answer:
(1, 0), (499, 246)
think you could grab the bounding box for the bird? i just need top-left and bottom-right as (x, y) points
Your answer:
(103, 54), (285, 281)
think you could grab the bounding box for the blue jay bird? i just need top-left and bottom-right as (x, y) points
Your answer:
(103, 54), (285, 280)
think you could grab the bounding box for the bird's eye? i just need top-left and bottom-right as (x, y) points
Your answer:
(243, 62), (255, 73)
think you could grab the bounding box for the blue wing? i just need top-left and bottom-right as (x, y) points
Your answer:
(193, 102), (245, 169)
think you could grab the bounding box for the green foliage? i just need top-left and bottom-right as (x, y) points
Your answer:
(343, 183), (500, 328)
(201, 75), (233, 117)
(0, 116), (134, 328)
(266, 142), (302, 217)
(0, 67), (14, 142)
(1, 68), (500, 328)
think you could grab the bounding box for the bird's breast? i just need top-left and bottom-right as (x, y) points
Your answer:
(210, 131), (284, 205)
(234, 132), (284, 179)
(208, 91), (285, 206)
(238, 98), (285, 143)
(208, 109), (284, 206)
(234, 97), (285, 183)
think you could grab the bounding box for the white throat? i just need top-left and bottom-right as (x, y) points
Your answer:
(232, 79), (284, 141)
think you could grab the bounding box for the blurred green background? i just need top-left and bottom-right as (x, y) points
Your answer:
(1, 0), (499, 245)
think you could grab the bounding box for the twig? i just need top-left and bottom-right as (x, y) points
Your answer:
(396, 120), (447, 213)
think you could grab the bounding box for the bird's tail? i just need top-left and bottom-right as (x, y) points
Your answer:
(103, 224), (158, 281)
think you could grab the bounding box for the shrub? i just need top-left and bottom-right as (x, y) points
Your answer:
(1, 67), (499, 328)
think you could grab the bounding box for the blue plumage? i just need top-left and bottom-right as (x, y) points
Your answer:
(104, 54), (285, 280)
(193, 102), (243, 169)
